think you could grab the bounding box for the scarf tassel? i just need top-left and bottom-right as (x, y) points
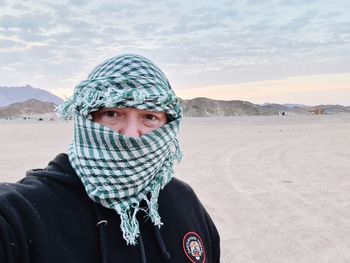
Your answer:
(118, 184), (165, 245)
(119, 205), (140, 245)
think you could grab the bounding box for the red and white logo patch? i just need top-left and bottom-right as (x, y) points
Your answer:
(182, 232), (206, 263)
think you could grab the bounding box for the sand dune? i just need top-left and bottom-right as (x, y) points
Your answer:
(1, 114), (350, 262)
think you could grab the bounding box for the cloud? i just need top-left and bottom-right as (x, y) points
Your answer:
(0, 50), (24, 64)
(245, 0), (275, 5)
(69, 0), (89, 7)
(277, 0), (317, 5)
(280, 9), (318, 32)
(0, 0), (349, 104)
(0, 38), (21, 49)
(132, 23), (163, 35)
(97, 2), (141, 16)
(176, 73), (350, 105)
(0, 11), (57, 43)
(165, 6), (240, 36)
(101, 26), (128, 37)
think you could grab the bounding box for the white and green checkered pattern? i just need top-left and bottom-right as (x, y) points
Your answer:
(57, 54), (181, 121)
(56, 54), (183, 245)
(69, 115), (181, 244)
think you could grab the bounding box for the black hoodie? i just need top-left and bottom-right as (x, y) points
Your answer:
(0, 154), (220, 262)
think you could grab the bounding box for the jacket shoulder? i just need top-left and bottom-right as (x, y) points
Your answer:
(163, 177), (197, 198)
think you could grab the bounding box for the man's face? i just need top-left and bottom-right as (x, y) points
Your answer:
(92, 108), (167, 138)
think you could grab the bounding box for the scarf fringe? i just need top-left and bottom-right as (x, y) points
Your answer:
(55, 78), (180, 120)
(118, 204), (140, 245)
(118, 184), (164, 245)
(117, 164), (181, 245)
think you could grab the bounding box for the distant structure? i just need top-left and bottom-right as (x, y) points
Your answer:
(279, 111), (287, 116)
(308, 108), (325, 115)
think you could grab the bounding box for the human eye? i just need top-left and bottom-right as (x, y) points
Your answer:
(142, 111), (167, 128)
(100, 110), (122, 123)
(144, 114), (158, 122)
(104, 111), (119, 118)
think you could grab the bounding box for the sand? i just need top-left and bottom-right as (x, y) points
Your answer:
(1, 114), (350, 262)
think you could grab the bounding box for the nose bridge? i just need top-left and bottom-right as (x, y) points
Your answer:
(121, 114), (141, 138)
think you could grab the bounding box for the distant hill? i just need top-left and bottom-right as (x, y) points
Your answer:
(180, 97), (276, 116)
(180, 97), (350, 117)
(307, 104), (350, 114)
(0, 85), (63, 107)
(1, 93), (349, 119)
(0, 99), (57, 119)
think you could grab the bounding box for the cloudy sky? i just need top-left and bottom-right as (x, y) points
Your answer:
(1, 0), (349, 105)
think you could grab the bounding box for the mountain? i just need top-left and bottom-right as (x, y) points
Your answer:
(0, 85), (63, 107)
(0, 99), (57, 119)
(307, 104), (350, 114)
(282, 103), (307, 108)
(180, 98), (350, 117)
(180, 97), (279, 117)
(1, 93), (349, 119)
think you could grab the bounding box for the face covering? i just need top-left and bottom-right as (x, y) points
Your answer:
(56, 54), (182, 245)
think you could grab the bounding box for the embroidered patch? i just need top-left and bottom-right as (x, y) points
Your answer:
(182, 232), (206, 263)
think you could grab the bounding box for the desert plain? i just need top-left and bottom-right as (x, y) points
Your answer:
(1, 114), (350, 262)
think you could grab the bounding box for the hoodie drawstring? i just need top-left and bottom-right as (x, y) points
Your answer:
(138, 233), (147, 263)
(94, 203), (171, 262)
(153, 225), (171, 261)
(94, 204), (109, 263)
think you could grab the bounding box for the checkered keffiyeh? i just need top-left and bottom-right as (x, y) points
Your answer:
(57, 54), (181, 121)
(56, 54), (182, 245)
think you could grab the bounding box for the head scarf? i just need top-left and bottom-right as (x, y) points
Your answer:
(56, 54), (182, 245)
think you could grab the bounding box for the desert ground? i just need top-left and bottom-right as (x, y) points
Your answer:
(1, 114), (350, 262)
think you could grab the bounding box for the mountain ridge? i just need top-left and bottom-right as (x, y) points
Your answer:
(0, 85), (63, 107)
(0, 99), (57, 119)
(180, 97), (350, 116)
(1, 86), (349, 118)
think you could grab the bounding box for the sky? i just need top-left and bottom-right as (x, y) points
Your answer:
(0, 0), (349, 105)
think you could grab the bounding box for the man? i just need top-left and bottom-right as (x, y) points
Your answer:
(0, 54), (220, 262)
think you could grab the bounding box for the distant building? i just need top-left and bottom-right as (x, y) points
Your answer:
(279, 111), (287, 116)
(308, 108), (325, 115)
